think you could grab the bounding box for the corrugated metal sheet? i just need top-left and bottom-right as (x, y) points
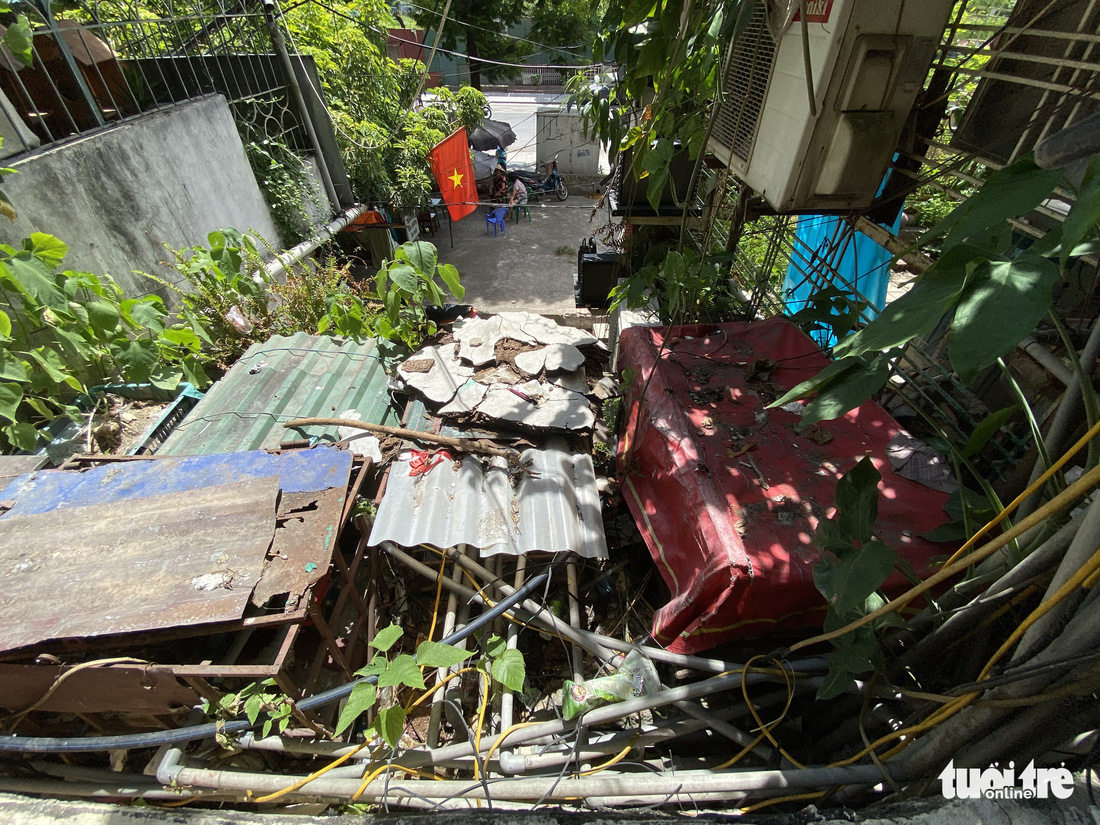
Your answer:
(158, 333), (402, 455)
(369, 439), (607, 559)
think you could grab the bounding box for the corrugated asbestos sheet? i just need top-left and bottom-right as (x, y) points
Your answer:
(369, 439), (608, 559)
(158, 332), (401, 455)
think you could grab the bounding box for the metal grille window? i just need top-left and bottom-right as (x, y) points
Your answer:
(711, 1), (776, 165)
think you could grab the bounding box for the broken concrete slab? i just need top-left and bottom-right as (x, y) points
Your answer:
(515, 343), (585, 376)
(547, 367), (588, 394)
(439, 378), (593, 431)
(336, 410), (383, 463)
(398, 344), (476, 404)
(479, 381), (594, 431)
(439, 380), (490, 416)
(454, 312), (598, 367)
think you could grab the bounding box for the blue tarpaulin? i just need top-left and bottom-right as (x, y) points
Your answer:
(783, 211), (902, 339)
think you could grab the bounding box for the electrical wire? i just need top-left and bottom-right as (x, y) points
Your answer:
(785, 462), (1100, 657)
(942, 417), (1100, 570)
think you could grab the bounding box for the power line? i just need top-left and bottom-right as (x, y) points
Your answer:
(399, 0), (590, 57)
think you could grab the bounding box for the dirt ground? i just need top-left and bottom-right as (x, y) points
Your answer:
(423, 175), (615, 318)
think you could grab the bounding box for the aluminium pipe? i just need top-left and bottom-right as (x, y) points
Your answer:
(256, 203), (370, 283)
(157, 761), (901, 802)
(435, 544), (829, 677)
(1, 573), (548, 755)
(1018, 312), (1100, 521)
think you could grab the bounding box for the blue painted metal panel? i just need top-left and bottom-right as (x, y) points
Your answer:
(0, 446), (352, 518)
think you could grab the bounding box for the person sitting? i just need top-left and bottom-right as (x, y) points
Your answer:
(507, 172), (528, 207)
(489, 166), (508, 204)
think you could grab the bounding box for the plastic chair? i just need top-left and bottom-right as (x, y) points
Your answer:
(512, 203), (531, 224)
(486, 207), (508, 236)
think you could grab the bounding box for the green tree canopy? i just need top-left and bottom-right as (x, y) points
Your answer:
(412, 0), (528, 89)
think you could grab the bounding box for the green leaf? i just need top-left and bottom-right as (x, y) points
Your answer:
(490, 648), (525, 693)
(812, 516), (853, 556)
(371, 624), (403, 653)
(0, 351), (28, 382)
(24, 232), (68, 268)
(437, 263), (464, 300)
(377, 653), (426, 690)
(1, 256), (68, 310)
(1062, 155), (1100, 267)
(388, 262), (418, 294)
(375, 704), (406, 748)
(961, 405), (1019, 458)
(148, 365), (183, 391)
(799, 354), (891, 429)
(815, 666), (852, 700)
(0, 382), (22, 422)
(244, 694), (263, 726)
(334, 682), (377, 736)
(834, 245), (980, 359)
(814, 540), (895, 617)
(2, 15), (33, 67)
(116, 338), (158, 384)
(122, 297), (167, 332)
(416, 640), (472, 669)
(400, 241), (438, 278)
(29, 348), (80, 391)
(3, 421), (37, 451)
(923, 157), (1064, 253)
(355, 654), (389, 678)
(86, 300), (121, 338)
(181, 355), (210, 389)
(0, 308), (10, 339)
(949, 254), (1062, 383)
(833, 457), (881, 544)
(161, 327), (201, 352)
(769, 357), (858, 408)
(485, 634), (507, 658)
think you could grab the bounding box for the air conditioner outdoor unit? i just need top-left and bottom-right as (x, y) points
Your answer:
(709, 0), (954, 213)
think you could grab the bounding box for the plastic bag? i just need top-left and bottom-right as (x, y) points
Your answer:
(562, 650), (660, 721)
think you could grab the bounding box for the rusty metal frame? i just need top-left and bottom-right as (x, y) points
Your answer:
(0, 448), (375, 728)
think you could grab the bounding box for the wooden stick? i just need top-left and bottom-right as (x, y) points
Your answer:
(283, 417), (521, 462)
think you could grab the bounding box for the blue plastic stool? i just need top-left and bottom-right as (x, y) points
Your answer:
(486, 207), (508, 236)
(512, 203), (531, 224)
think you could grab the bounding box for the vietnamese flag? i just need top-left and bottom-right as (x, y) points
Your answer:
(429, 128), (478, 222)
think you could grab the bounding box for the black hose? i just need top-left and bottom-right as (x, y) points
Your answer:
(0, 572), (550, 754)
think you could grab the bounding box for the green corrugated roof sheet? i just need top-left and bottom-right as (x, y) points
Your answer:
(158, 333), (402, 455)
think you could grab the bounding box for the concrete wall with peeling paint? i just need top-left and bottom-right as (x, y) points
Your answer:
(0, 94), (279, 306)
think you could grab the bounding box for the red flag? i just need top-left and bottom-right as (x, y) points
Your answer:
(428, 128), (478, 222)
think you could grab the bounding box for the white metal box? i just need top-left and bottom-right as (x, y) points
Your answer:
(709, 0), (954, 212)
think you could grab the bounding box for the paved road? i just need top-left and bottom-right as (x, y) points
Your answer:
(484, 93), (566, 171)
(422, 92), (615, 318)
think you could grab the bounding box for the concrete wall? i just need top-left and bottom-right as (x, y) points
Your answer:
(535, 109), (600, 176)
(0, 94), (279, 303)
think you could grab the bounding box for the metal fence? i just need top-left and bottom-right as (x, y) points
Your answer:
(0, 0), (306, 158)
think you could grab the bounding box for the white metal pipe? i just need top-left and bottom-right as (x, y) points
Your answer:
(427, 547), (466, 749)
(257, 204), (370, 283)
(566, 557), (585, 682)
(499, 555), (526, 735)
(165, 762), (897, 802)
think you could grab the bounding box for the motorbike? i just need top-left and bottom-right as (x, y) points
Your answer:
(513, 158), (568, 202)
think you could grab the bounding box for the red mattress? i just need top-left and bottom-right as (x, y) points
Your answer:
(618, 317), (954, 654)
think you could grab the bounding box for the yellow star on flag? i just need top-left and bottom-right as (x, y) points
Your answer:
(448, 169), (464, 188)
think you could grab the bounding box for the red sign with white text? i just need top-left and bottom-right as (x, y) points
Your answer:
(792, 0), (834, 23)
